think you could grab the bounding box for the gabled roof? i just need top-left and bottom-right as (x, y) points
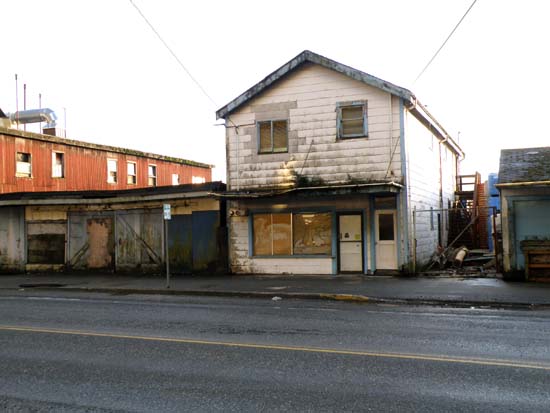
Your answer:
(216, 50), (414, 120)
(215, 50), (464, 158)
(498, 147), (550, 185)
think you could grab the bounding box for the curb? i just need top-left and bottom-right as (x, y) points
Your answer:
(13, 285), (550, 310)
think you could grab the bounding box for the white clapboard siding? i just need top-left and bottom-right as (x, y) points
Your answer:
(226, 64), (402, 190)
(405, 111), (457, 265)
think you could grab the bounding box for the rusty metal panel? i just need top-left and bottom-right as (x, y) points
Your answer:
(68, 211), (114, 270)
(27, 222), (66, 264)
(115, 209), (163, 272)
(0, 206), (25, 272)
(1, 130), (212, 194)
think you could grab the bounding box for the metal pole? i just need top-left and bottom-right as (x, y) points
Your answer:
(492, 207), (500, 272)
(165, 218), (170, 288)
(412, 207), (417, 274)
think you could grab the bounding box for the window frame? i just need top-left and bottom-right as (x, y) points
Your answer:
(15, 152), (32, 178)
(257, 119), (288, 154)
(127, 161), (137, 185)
(148, 164), (157, 187)
(52, 151), (65, 178)
(336, 100), (368, 139)
(107, 158), (118, 184)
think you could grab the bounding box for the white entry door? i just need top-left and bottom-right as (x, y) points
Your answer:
(375, 210), (397, 270)
(338, 214), (363, 273)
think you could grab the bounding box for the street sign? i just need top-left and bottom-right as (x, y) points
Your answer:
(163, 204), (171, 220)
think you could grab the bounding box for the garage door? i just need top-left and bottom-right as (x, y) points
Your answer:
(514, 200), (550, 269)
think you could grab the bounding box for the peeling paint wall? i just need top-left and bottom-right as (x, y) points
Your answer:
(226, 63), (403, 190)
(0, 206), (25, 272)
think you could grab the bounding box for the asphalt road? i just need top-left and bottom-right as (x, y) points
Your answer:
(0, 290), (549, 412)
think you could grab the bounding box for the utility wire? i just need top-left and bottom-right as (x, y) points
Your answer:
(414, 0), (478, 83)
(128, 0), (218, 107)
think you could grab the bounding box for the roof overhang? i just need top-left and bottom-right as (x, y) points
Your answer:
(217, 182), (403, 200)
(495, 180), (550, 189)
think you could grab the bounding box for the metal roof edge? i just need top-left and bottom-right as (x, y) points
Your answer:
(0, 126), (213, 169)
(406, 100), (464, 158)
(216, 50), (414, 120)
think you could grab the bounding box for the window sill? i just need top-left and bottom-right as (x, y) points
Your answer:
(338, 135), (368, 140)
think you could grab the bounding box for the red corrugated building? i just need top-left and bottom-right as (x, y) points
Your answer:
(0, 126), (212, 194)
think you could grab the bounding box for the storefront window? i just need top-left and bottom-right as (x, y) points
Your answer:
(253, 212), (332, 256)
(293, 213), (332, 255)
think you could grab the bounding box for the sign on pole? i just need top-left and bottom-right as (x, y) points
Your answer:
(163, 204), (171, 288)
(163, 204), (171, 220)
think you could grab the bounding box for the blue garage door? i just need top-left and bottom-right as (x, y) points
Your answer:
(514, 200), (550, 269)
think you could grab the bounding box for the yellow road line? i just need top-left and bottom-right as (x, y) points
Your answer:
(1, 324), (548, 371)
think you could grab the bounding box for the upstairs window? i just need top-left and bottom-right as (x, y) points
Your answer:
(337, 101), (368, 139)
(258, 120), (288, 153)
(16, 152), (32, 177)
(148, 164), (157, 186)
(127, 162), (137, 185)
(52, 152), (64, 178)
(192, 176), (206, 184)
(107, 159), (117, 183)
(172, 173), (179, 185)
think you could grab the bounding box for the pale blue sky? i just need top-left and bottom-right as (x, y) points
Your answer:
(1, 0), (548, 181)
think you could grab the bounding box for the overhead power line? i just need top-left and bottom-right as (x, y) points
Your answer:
(414, 0), (478, 83)
(128, 0), (218, 107)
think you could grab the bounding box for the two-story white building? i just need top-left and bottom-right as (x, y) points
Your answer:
(216, 51), (463, 275)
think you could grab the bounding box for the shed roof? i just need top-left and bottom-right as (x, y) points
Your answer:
(498, 147), (550, 184)
(216, 50), (414, 120)
(0, 181), (226, 205)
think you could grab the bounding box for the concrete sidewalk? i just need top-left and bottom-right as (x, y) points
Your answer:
(1, 273), (550, 309)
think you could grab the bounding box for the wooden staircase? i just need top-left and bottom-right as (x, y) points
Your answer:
(448, 173), (485, 249)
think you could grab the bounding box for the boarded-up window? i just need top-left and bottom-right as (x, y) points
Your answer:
(52, 152), (64, 178)
(258, 120), (288, 153)
(27, 222), (66, 264)
(16, 152), (31, 177)
(293, 213), (332, 255)
(337, 102), (367, 139)
(253, 212), (332, 256)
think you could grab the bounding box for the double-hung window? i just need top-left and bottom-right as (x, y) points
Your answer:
(148, 165), (157, 186)
(127, 162), (137, 185)
(107, 159), (118, 183)
(258, 120), (288, 153)
(337, 101), (368, 139)
(253, 212), (332, 256)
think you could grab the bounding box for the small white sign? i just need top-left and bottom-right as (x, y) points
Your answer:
(163, 204), (171, 220)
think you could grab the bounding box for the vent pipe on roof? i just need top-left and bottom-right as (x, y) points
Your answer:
(7, 108), (57, 128)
